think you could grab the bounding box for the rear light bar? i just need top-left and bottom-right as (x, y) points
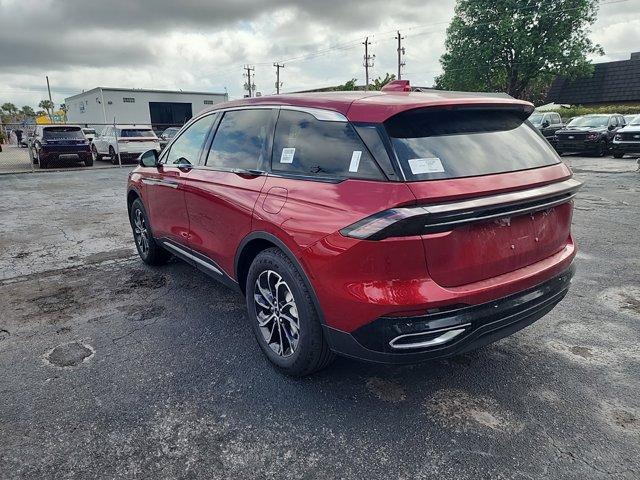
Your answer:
(341, 178), (582, 240)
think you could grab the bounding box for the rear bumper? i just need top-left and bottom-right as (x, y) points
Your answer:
(324, 262), (574, 364)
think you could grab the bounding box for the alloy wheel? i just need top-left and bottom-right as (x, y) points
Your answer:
(132, 208), (149, 256)
(254, 270), (300, 357)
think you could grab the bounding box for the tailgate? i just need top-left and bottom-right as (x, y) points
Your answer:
(407, 178), (578, 287)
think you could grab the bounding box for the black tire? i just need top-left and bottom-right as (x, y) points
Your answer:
(109, 146), (118, 165)
(38, 151), (47, 169)
(596, 140), (607, 157)
(246, 247), (335, 377)
(84, 155), (93, 167)
(91, 144), (102, 162)
(129, 199), (171, 266)
(613, 151), (624, 159)
(31, 148), (38, 164)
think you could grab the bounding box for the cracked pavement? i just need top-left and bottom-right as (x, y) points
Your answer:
(0, 159), (639, 479)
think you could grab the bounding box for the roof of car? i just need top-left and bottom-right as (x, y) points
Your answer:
(206, 90), (532, 123)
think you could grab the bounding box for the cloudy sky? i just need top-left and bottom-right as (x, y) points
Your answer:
(1, 0), (639, 109)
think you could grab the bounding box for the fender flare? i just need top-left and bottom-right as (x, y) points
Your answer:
(235, 231), (327, 325)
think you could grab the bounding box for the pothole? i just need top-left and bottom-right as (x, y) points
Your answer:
(425, 389), (522, 433)
(600, 286), (640, 320)
(366, 377), (407, 403)
(44, 341), (94, 368)
(0, 329), (9, 341)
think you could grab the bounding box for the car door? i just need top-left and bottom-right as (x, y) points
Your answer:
(183, 108), (275, 278)
(144, 113), (217, 247)
(97, 127), (110, 154)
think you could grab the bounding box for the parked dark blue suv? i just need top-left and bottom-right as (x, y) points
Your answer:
(32, 125), (92, 169)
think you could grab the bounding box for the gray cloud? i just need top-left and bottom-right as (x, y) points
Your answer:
(0, 0), (637, 108)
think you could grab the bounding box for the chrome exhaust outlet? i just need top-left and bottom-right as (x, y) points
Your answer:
(389, 324), (470, 350)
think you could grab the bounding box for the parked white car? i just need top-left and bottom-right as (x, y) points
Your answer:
(82, 127), (97, 143)
(91, 125), (160, 164)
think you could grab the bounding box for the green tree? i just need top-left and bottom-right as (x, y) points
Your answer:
(20, 106), (35, 117)
(371, 73), (396, 90)
(38, 99), (55, 119)
(435, 0), (603, 101)
(335, 78), (358, 91)
(1, 103), (18, 115)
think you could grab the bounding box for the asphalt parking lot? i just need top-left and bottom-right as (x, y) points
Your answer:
(1, 157), (639, 479)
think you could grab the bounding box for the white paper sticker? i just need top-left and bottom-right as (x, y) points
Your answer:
(408, 157), (445, 174)
(348, 151), (362, 172)
(280, 147), (295, 164)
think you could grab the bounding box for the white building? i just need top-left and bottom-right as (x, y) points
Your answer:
(65, 87), (227, 129)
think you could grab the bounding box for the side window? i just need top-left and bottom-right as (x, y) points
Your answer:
(206, 109), (272, 170)
(619, 115), (626, 125)
(610, 116), (618, 127)
(271, 110), (383, 180)
(164, 114), (216, 165)
(552, 113), (561, 124)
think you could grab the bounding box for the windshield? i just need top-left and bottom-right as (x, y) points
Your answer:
(528, 113), (543, 124)
(118, 129), (156, 138)
(163, 128), (179, 138)
(567, 116), (609, 128)
(385, 108), (559, 181)
(83, 129), (96, 135)
(43, 127), (84, 139)
(629, 116), (640, 126)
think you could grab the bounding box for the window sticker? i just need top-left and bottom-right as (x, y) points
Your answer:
(280, 147), (295, 164)
(408, 157), (445, 174)
(348, 150), (362, 172)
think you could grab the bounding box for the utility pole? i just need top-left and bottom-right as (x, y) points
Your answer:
(395, 31), (406, 80)
(274, 63), (284, 94)
(46, 75), (54, 123)
(243, 65), (255, 98)
(363, 37), (375, 91)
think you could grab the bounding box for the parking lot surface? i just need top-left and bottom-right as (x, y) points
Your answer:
(1, 158), (639, 479)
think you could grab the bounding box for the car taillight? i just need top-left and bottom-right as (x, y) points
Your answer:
(340, 207), (428, 240)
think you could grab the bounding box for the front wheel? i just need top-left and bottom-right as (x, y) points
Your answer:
(613, 150), (624, 159)
(129, 199), (171, 266)
(596, 140), (607, 157)
(246, 248), (335, 377)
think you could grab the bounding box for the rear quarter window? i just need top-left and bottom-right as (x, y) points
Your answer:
(271, 110), (383, 180)
(385, 108), (559, 181)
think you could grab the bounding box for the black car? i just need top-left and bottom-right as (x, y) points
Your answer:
(555, 114), (626, 156)
(32, 125), (92, 169)
(528, 111), (564, 147)
(612, 115), (640, 158)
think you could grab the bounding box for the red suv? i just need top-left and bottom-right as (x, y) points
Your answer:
(127, 81), (579, 376)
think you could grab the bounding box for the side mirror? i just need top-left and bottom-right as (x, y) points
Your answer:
(542, 121), (550, 128)
(139, 149), (159, 168)
(608, 124), (615, 131)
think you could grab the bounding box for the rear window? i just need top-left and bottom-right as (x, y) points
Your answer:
(42, 127), (84, 139)
(119, 129), (156, 138)
(385, 108), (559, 181)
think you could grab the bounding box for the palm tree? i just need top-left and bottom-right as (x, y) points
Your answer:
(38, 100), (55, 121)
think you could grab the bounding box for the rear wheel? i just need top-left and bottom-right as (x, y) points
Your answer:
(129, 199), (171, 266)
(613, 151), (624, 159)
(246, 248), (335, 377)
(38, 151), (47, 169)
(91, 144), (102, 162)
(84, 154), (93, 167)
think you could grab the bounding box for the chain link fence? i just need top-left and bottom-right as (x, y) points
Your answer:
(0, 122), (183, 174)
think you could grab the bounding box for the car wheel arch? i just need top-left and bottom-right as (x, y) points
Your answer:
(234, 231), (327, 326)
